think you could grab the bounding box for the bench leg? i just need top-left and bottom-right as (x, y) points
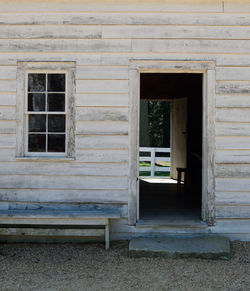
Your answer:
(105, 223), (110, 250)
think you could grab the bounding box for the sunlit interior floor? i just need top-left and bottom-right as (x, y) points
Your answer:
(139, 178), (202, 225)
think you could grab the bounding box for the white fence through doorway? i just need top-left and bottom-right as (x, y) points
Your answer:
(139, 147), (171, 177)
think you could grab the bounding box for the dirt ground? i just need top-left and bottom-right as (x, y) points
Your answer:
(0, 241), (249, 291)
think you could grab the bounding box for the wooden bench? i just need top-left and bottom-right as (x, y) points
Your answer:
(0, 208), (121, 250)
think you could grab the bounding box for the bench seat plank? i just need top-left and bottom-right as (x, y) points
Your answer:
(0, 228), (105, 237)
(0, 208), (121, 250)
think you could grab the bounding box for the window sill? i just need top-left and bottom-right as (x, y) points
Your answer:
(16, 157), (75, 162)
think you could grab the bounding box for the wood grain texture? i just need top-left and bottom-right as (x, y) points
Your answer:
(0, 161), (128, 176)
(132, 39), (250, 53)
(76, 66), (128, 80)
(216, 122), (250, 136)
(215, 191), (250, 204)
(0, 121), (15, 133)
(0, 188), (128, 203)
(0, 2), (223, 13)
(76, 80), (128, 94)
(76, 135), (128, 149)
(216, 81), (250, 94)
(216, 205), (250, 219)
(216, 164), (250, 178)
(216, 95), (250, 108)
(216, 108), (250, 122)
(0, 39), (132, 52)
(216, 150), (250, 164)
(76, 121), (128, 135)
(0, 133), (15, 148)
(76, 107), (128, 121)
(216, 137), (250, 150)
(0, 93), (16, 106)
(76, 93), (128, 107)
(0, 25), (101, 39)
(216, 67), (250, 81)
(0, 228), (105, 237)
(76, 149), (128, 163)
(103, 25), (250, 40)
(0, 175), (128, 190)
(4, 13), (250, 26)
(0, 80), (16, 92)
(216, 178), (250, 192)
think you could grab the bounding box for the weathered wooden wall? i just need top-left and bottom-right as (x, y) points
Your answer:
(0, 0), (250, 239)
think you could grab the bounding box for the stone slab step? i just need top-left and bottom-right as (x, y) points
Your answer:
(129, 236), (230, 260)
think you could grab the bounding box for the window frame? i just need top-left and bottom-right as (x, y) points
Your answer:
(16, 62), (76, 159)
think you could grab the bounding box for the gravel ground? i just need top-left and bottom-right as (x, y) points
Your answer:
(0, 241), (249, 291)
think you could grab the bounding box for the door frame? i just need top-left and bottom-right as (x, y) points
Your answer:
(128, 60), (216, 226)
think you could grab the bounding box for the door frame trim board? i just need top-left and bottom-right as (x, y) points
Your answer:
(128, 60), (216, 226)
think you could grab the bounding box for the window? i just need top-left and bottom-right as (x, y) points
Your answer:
(17, 62), (76, 158)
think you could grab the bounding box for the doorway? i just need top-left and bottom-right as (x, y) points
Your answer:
(139, 73), (203, 223)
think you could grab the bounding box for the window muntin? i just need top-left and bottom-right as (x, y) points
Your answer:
(25, 73), (67, 154)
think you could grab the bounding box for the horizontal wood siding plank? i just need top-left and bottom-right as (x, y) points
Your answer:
(0, 175), (128, 190)
(224, 2), (250, 13)
(216, 81), (250, 94)
(76, 93), (128, 107)
(0, 134), (15, 148)
(215, 191), (250, 204)
(101, 53), (250, 66)
(76, 135), (128, 149)
(0, 93), (16, 106)
(216, 137), (250, 150)
(0, 189), (128, 203)
(0, 2), (223, 13)
(103, 25), (250, 40)
(0, 25), (101, 39)
(216, 150), (250, 164)
(76, 107), (128, 121)
(0, 107), (15, 121)
(132, 39), (250, 54)
(216, 205), (250, 219)
(0, 121), (16, 133)
(0, 53), (101, 66)
(0, 53), (248, 67)
(216, 95), (250, 108)
(216, 123), (250, 136)
(76, 121), (128, 135)
(76, 66), (128, 80)
(216, 108), (250, 122)
(0, 80), (16, 92)
(216, 67), (250, 81)
(0, 149), (16, 161)
(0, 39), (131, 53)
(216, 164), (250, 178)
(4, 13), (250, 26)
(0, 162), (128, 176)
(0, 66), (16, 79)
(76, 80), (128, 94)
(210, 220), (250, 233)
(76, 149), (128, 163)
(216, 178), (250, 192)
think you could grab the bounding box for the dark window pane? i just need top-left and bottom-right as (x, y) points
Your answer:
(28, 93), (45, 112)
(48, 74), (65, 92)
(48, 115), (65, 132)
(28, 134), (46, 152)
(28, 74), (46, 92)
(47, 93), (65, 112)
(48, 134), (65, 152)
(29, 114), (46, 132)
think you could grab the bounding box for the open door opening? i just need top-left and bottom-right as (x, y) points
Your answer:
(139, 73), (203, 224)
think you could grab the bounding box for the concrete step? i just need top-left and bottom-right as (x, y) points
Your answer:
(129, 236), (230, 260)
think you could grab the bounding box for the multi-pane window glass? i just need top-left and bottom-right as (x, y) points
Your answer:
(27, 73), (66, 153)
